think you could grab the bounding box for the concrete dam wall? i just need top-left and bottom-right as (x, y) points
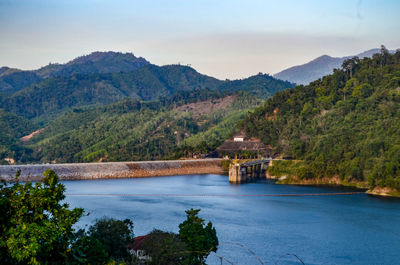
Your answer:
(0, 159), (226, 181)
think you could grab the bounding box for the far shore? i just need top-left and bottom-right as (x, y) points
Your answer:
(266, 174), (400, 198)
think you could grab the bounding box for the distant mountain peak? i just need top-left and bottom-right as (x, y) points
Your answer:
(35, 51), (151, 78)
(274, 47), (396, 85)
(316, 54), (332, 59)
(0, 51), (152, 94)
(67, 51), (149, 65)
(0, 66), (21, 77)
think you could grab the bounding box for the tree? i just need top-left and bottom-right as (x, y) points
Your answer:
(342, 57), (359, 79)
(88, 217), (134, 262)
(140, 229), (188, 265)
(178, 209), (218, 265)
(0, 169), (83, 265)
(68, 232), (109, 265)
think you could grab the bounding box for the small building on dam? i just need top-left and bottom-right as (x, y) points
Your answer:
(216, 133), (271, 159)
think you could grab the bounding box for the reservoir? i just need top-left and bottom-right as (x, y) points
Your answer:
(63, 174), (400, 265)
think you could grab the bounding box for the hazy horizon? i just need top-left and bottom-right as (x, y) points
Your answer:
(1, 0), (399, 79)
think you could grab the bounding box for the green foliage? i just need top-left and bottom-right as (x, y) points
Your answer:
(140, 229), (188, 265)
(88, 217), (135, 262)
(0, 71), (43, 94)
(68, 232), (109, 265)
(352, 83), (373, 99)
(217, 73), (295, 100)
(3, 64), (221, 121)
(178, 208), (218, 265)
(0, 170), (84, 264)
(0, 170), (221, 265)
(0, 62), (292, 123)
(267, 160), (301, 178)
(36, 51), (150, 78)
(23, 92), (264, 163)
(0, 109), (36, 163)
(244, 48), (400, 190)
(0, 58), (293, 162)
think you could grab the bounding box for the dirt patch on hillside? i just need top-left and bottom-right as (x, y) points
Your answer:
(21, 128), (45, 143)
(175, 95), (236, 116)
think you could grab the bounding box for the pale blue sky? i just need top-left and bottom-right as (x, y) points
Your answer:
(1, 0), (399, 79)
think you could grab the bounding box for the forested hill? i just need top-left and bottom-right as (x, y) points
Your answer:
(35, 51), (150, 78)
(244, 47), (400, 192)
(0, 109), (35, 163)
(22, 91), (263, 163)
(0, 53), (293, 123)
(1, 64), (222, 122)
(0, 51), (150, 94)
(0, 52), (294, 164)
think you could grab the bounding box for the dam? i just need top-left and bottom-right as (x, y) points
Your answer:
(0, 159), (225, 181)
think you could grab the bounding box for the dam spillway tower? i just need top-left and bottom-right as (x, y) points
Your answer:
(229, 157), (242, 184)
(229, 157), (271, 184)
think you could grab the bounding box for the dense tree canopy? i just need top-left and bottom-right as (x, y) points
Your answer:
(4, 91), (261, 163)
(88, 217), (134, 262)
(139, 229), (188, 265)
(244, 47), (400, 190)
(178, 208), (219, 265)
(0, 53), (293, 164)
(0, 170), (83, 264)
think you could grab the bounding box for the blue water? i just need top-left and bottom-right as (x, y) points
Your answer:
(63, 174), (400, 265)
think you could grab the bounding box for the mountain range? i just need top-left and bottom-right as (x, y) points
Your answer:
(0, 51), (294, 163)
(273, 48), (396, 85)
(1, 47), (399, 194)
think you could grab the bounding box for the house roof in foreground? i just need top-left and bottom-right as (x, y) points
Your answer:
(131, 235), (150, 250)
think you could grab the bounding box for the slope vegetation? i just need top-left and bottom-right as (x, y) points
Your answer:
(0, 52), (294, 164)
(245, 47), (400, 192)
(0, 109), (35, 164)
(2, 64), (221, 122)
(28, 91), (261, 163)
(0, 51), (150, 94)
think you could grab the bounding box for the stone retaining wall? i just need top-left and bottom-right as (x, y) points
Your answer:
(0, 159), (226, 181)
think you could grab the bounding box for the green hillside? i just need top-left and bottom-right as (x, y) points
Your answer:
(0, 52), (294, 164)
(2, 64), (221, 122)
(219, 73), (293, 99)
(0, 70), (43, 94)
(28, 91), (261, 163)
(0, 109), (35, 164)
(243, 47), (400, 192)
(35, 51), (150, 78)
(0, 52), (150, 94)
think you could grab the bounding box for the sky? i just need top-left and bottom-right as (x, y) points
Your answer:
(0, 0), (399, 79)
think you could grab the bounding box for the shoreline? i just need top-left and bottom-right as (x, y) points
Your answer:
(267, 175), (400, 198)
(0, 159), (227, 182)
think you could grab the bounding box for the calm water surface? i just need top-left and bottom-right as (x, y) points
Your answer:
(63, 174), (400, 265)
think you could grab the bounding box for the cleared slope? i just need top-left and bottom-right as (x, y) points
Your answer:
(27, 92), (262, 163)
